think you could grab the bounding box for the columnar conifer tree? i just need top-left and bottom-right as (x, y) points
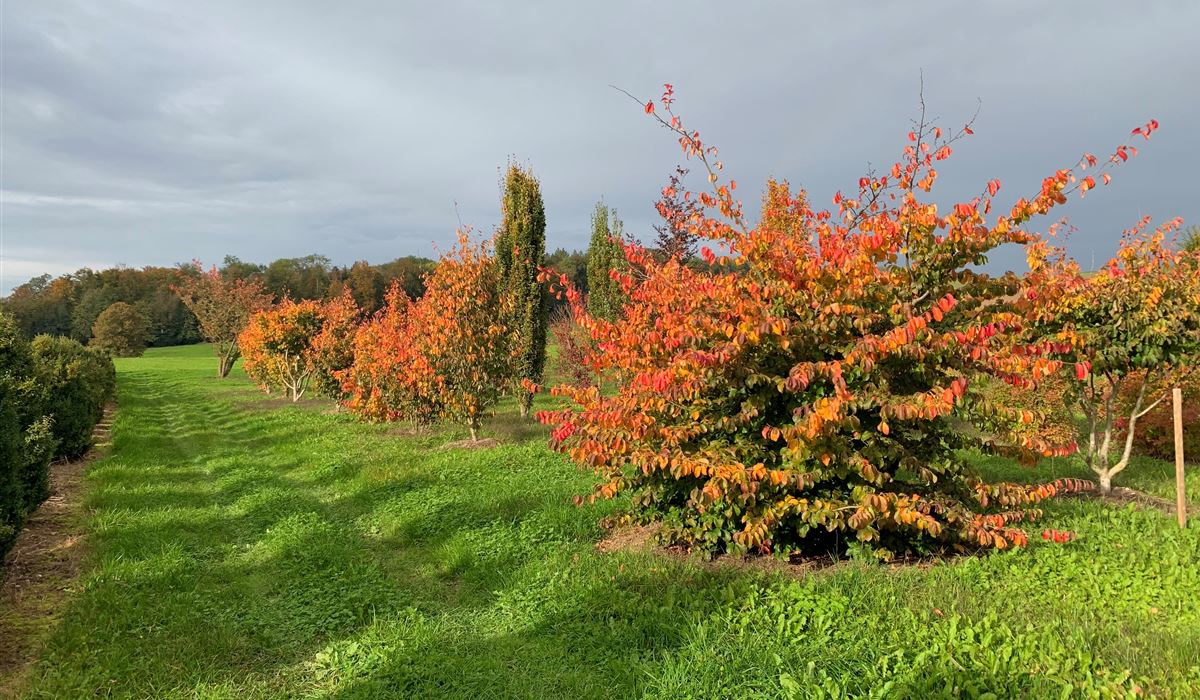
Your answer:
(495, 163), (548, 418)
(585, 201), (627, 321)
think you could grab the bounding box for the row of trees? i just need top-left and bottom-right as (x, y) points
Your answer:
(155, 91), (1196, 560)
(183, 159), (698, 426)
(1, 311), (115, 558)
(222, 168), (546, 440)
(0, 255), (439, 348)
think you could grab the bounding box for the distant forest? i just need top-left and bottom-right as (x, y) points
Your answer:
(0, 250), (589, 347)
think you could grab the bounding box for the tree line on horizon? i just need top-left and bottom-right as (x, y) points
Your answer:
(0, 168), (708, 352)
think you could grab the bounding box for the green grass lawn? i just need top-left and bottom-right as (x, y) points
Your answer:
(8, 344), (1200, 697)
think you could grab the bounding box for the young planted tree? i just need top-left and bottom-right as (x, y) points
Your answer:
(653, 166), (702, 262)
(342, 235), (517, 440)
(309, 290), (362, 399)
(173, 263), (273, 377)
(238, 299), (326, 402)
(548, 306), (595, 388)
(537, 86), (1150, 557)
(495, 163), (548, 417)
(1028, 213), (1200, 492)
(419, 233), (518, 440)
(585, 202), (627, 321)
(342, 284), (438, 424)
(90, 301), (151, 357)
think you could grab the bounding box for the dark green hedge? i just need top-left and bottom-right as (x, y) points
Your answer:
(1, 312), (114, 558)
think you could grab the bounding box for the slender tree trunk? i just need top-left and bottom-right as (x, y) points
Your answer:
(1094, 379), (1165, 494)
(468, 419), (479, 442)
(518, 390), (533, 418)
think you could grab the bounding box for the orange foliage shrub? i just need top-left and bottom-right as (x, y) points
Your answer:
(238, 298), (325, 401)
(309, 290), (362, 399)
(534, 86), (1155, 557)
(342, 233), (517, 439)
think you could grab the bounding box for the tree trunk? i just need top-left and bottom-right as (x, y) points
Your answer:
(468, 421), (479, 442)
(218, 354), (234, 378)
(518, 390), (533, 418)
(1096, 381), (1160, 494)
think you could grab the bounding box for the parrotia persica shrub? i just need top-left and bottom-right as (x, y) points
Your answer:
(343, 233), (517, 440)
(341, 284), (438, 424)
(174, 263), (274, 378)
(239, 298), (327, 401)
(309, 290), (362, 400)
(535, 86), (1153, 557)
(1026, 213), (1200, 492)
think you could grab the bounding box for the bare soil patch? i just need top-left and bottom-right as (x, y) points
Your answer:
(594, 522), (843, 577)
(0, 405), (114, 694)
(442, 438), (502, 450)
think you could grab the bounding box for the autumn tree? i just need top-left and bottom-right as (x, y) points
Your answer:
(548, 306), (595, 388)
(653, 166), (701, 262)
(309, 290), (362, 399)
(343, 234), (516, 440)
(419, 233), (518, 439)
(341, 284), (438, 424)
(585, 202), (627, 321)
(495, 163), (548, 418)
(536, 86), (1150, 557)
(1027, 210), (1200, 492)
(239, 299), (327, 401)
(90, 301), (151, 357)
(174, 263), (273, 377)
(345, 260), (384, 313)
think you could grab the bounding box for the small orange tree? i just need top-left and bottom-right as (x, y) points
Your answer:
(411, 233), (518, 439)
(341, 284), (438, 424)
(174, 263), (273, 377)
(1027, 214), (1200, 492)
(309, 290), (362, 399)
(342, 234), (517, 439)
(535, 86), (1151, 557)
(238, 299), (325, 401)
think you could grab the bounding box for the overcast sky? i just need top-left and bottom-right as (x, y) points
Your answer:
(2, 1), (1197, 295)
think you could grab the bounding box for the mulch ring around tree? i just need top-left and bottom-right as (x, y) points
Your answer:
(0, 404), (115, 695)
(1093, 484), (1200, 517)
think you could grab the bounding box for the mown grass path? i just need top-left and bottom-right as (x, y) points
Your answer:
(6, 344), (1200, 698)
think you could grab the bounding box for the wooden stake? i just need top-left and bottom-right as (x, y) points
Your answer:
(1174, 386), (1187, 529)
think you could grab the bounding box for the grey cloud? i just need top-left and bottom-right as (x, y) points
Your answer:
(2, 0), (1198, 294)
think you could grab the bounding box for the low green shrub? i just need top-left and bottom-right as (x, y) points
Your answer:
(27, 334), (115, 460)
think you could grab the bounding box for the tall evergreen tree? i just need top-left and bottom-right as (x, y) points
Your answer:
(585, 202), (627, 321)
(495, 163), (547, 418)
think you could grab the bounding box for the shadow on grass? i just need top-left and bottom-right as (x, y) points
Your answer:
(31, 364), (758, 697)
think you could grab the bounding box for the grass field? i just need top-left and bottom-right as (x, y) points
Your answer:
(5, 343), (1200, 698)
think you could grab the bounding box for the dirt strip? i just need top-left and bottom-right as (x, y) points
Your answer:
(0, 405), (114, 695)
